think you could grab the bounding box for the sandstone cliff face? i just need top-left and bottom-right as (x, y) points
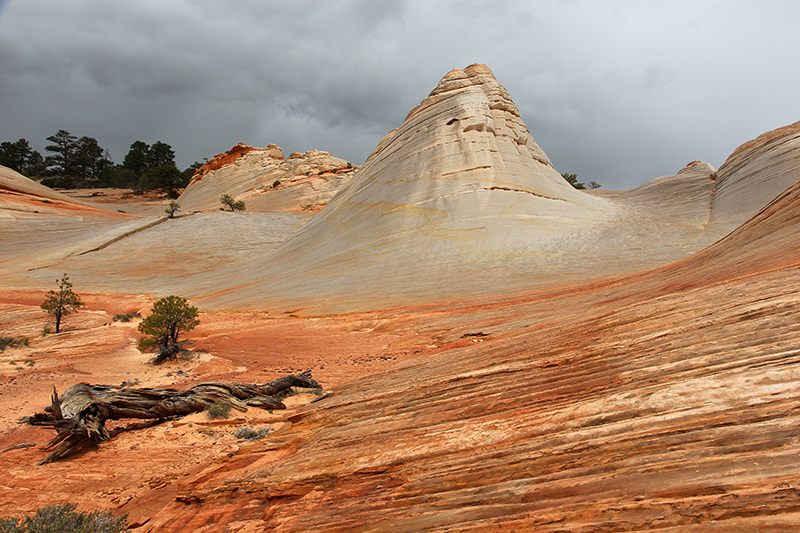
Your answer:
(178, 143), (356, 212)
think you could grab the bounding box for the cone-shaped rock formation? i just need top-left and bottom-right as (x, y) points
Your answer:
(204, 65), (618, 310)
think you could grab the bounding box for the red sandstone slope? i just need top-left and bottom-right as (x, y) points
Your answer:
(139, 179), (800, 530)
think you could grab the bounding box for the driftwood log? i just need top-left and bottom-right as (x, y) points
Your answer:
(21, 370), (320, 464)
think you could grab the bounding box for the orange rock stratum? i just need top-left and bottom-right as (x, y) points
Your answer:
(1, 64), (800, 531)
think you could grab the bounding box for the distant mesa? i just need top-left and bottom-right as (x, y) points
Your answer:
(178, 143), (357, 212)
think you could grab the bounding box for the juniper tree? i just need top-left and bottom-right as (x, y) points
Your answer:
(40, 274), (83, 334)
(137, 296), (199, 362)
(219, 194), (246, 211)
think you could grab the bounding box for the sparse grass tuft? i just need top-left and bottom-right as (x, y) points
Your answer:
(233, 426), (272, 441)
(0, 337), (30, 353)
(206, 401), (232, 420)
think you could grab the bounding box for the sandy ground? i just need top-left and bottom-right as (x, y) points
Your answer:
(0, 284), (441, 522)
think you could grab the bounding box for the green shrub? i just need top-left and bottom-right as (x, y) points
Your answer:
(40, 274), (83, 333)
(0, 503), (127, 533)
(164, 200), (180, 218)
(206, 401), (231, 420)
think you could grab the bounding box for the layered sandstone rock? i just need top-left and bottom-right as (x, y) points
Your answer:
(200, 65), (621, 310)
(2, 65), (800, 532)
(0, 165), (106, 213)
(2, 68), (798, 317)
(142, 175), (800, 533)
(198, 66), (733, 312)
(708, 120), (800, 227)
(178, 143), (356, 212)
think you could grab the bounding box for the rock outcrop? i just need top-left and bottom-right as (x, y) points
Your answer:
(0, 165), (108, 214)
(199, 66), (760, 312)
(2, 67), (798, 316)
(708, 120), (800, 227)
(178, 143), (356, 212)
(201, 65), (620, 310)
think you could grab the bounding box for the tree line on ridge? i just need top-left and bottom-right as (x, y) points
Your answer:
(0, 130), (202, 196)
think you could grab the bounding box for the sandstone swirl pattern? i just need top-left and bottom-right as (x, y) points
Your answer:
(2, 64), (800, 532)
(146, 170), (800, 533)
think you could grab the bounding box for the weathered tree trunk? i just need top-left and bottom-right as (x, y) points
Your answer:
(21, 370), (320, 464)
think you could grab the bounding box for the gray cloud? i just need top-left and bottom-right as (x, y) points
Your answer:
(1, 0), (799, 189)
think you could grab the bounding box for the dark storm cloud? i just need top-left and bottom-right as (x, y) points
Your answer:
(1, 0), (799, 188)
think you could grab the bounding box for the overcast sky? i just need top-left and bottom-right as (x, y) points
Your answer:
(1, 0), (799, 189)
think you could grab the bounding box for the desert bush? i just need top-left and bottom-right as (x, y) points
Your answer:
(233, 426), (272, 441)
(164, 200), (180, 218)
(0, 503), (127, 533)
(40, 274), (83, 333)
(0, 337), (29, 352)
(206, 401), (231, 420)
(112, 312), (141, 323)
